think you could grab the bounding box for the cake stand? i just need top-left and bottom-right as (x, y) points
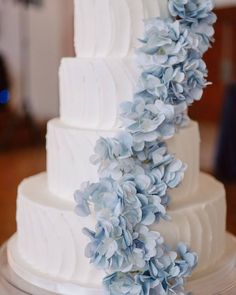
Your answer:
(1, 234), (236, 295)
(0, 242), (55, 295)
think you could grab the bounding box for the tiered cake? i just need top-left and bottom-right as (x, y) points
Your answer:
(7, 0), (233, 294)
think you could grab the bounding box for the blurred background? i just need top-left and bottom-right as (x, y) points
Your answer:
(0, 0), (235, 246)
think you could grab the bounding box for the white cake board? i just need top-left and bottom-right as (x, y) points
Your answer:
(2, 233), (236, 295)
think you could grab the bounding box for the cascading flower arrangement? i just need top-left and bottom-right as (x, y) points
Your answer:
(74, 1), (216, 294)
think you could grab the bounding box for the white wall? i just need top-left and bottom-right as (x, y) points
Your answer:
(0, 1), (21, 112)
(215, 0), (236, 7)
(28, 0), (62, 120)
(0, 0), (74, 121)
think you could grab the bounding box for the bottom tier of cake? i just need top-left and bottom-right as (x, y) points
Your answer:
(6, 234), (236, 295)
(7, 172), (227, 288)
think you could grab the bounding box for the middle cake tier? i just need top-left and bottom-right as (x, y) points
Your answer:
(59, 57), (139, 129)
(47, 119), (200, 206)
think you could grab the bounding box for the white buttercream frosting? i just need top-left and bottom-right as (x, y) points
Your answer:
(74, 0), (169, 57)
(154, 174), (226, 275)
(46, 119), (116, 202)
(167, 121), (200, 207)
(47, 119), (200, 205)
(7, 0), (231, 292)
(7, 233), (236, 295)
(16, 174), (103, 286)
(59, 58), (139, 129)
(13, 172), (226, 287)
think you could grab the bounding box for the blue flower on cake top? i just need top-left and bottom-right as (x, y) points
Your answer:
(168, 0), (217, 54)
(136, 16), (211, 107)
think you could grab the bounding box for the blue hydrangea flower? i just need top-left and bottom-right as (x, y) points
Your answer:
(168, 0), (215, 25)
(83, 220), (159, 273)
(103, 242), (198, 295)
(177, 242), (198, 274)
(104, 273), (142, 295)
(174, 102), (190, 126)
(104, 271), (162, 295)
(83, 218), (129, 272)
(91, 132), (133, 165)
(164, 158), (187, 188)
(145, 245), (197, 294)
(89, 132), (135, 180)
(136, 66), (186, 104)
(75, 178), (139, 220)
(136, 140), (186, 191)
(168, 0), (217, 54)
(136, 57), (208, 106)
(120, 98), (176, 143)
(75, 171), (186, 272)
(138, 193), (167, 226)
(133, 225), (163, 262)
(181, 54), (209, 104)
(138, 18), (191, 68)
(82, 133), (187, 222)
(74, 186), (91, 217)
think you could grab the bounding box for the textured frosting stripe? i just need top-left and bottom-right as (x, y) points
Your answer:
(152, 173), (226, 275)
(16, 174), (104, 285)
(109, 0), (131, 57)
(93, 60), (117, 129)
(94, 0), (112, 56)
(143, 0), (166, 18)
(186, 211), (202, 262)
(167, 121), (200, 207)
(59, 58), (139, 129)
(15, 172), (226, 285)
(74, 0), (167, 57)
(47, 119), (200, 204)
(46, 119), (117, 201)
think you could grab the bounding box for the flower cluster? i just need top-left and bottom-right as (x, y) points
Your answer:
(120, 99), (176, 143)
(136, 54), (208, 106)
(137, 18), (192, 69)
(135, 1), (216, 110)
(74, 0), (216, 294)
(89, 132), (186, 190)
(104, 242), (198, 295)
(75, 139), (186, 272)
(168, 0), (217, 54)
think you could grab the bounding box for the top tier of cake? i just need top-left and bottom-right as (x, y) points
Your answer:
(74, 0), (169, 57)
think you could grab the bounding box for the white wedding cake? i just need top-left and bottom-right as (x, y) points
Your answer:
(7, 0), (235, 294)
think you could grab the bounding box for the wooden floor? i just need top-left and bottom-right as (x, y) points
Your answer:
(0, 126), (235, 246)
(0, 146), (46, 245)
